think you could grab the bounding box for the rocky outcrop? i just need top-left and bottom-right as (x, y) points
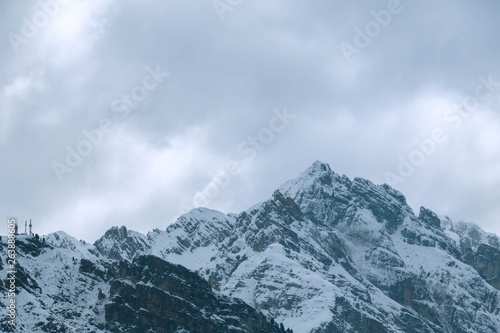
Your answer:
(94, 226), (150, 261)
(469, 243), (500, 289)
(104, 255), (289, 333)
(79, 258), (106, 279)
(418, 207), (442, 229)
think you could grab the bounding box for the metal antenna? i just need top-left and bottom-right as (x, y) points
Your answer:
(25, 220), (27, 234)
(29, 219), (32, 236)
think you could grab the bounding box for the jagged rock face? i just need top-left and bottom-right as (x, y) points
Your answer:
(418, 207), (442, 229)
(3, 160), (500, 333)
(276, 163), (500, 332)
(456, 223), (500, 290)
(93, 226), (150, 261)
(468, 244), (500, 289)
(105, 255), (285, 333)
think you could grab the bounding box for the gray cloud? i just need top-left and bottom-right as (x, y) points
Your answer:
(1, 0), (499, 241)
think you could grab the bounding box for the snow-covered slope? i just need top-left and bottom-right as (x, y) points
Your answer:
(0, 233), (109, 332)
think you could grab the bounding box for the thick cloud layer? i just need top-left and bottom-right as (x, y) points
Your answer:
(1, 0), (499, 241)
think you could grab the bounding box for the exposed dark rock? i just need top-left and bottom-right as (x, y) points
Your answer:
(105, 255), (288, 333)
(16, 236), (50, 257)
(419, 207), (442, 229)
(79, 258), (105, 279)
(471, 243), (500, 289)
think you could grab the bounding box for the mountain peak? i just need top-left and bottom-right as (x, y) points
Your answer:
(179, 207), (228, 221)
(302, 160), (337, 182)
(94, 225), (150, 261)
(309, 160), (332, 172)
(278, 160), (345, 196)
(102, 225), (129, 241)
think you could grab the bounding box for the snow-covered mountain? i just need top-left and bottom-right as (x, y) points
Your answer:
(2, 161), (500, 332)
(0, 233), (288, 333)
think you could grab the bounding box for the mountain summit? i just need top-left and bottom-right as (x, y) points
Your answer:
(2, 161), (500, 332)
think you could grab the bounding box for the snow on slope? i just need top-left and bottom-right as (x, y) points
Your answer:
(0, 233), (109, 332)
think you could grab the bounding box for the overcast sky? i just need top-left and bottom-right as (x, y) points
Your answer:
(1, 0), (499, 242)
